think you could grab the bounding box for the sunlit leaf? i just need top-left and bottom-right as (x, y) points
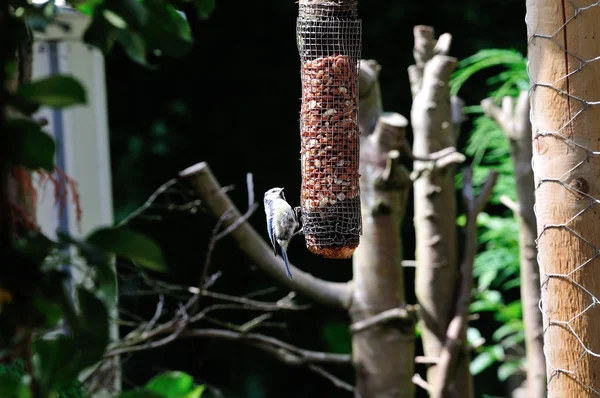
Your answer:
(146, 371), (195, 397)
(492, 320), (523, 342)
(18, 75), (86, 108)
(71, 0), (104, 16)
(470, 350), (495, 375)
(498, 360), (522, 381)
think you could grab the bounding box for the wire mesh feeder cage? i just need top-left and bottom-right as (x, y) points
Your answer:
(296, 0), (362, 259)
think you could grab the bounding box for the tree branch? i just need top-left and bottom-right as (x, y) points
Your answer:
(481, 90), (546, 398)
(431, 168), (498, 398)
(182, 328), (351, 365)
(178, 162), (351, 310)
(358, 59), (384, 135)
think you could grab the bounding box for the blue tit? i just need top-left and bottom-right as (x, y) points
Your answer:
(263, 187), (300, 279)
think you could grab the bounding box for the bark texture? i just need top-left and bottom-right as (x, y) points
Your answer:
(409, 25), (472, 398)
(481, 92), (546, 398)
(527, 1), (600, 396)
(350, 105), (414, 397)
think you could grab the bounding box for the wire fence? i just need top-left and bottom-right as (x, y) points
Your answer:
(528, 1), (600, 395)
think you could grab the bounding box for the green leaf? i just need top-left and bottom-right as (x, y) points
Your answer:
(103, 9), (128, 29)
(105, 0), (149, 30)
(0, 373), (30, 398)
(470, 350), (495, 375)
(83, 13), (118, 53)
(466, 327), (485, 349)
(477, 268), (498, 291)
(193, 0), (215, 19)
(86, 227), (167, 272)
(6, 91), (40, 115)
(492, 320), (523, 342)
(71, 0), (105, 15)
(95, 262), (117, 308)
(18, 75), (86, 108)
(116, 30), (154, 68)
(33, 335), (78, 396)
(73, 289), (109, 358)
(117, 389), (165, 398)
(146, 371), (196, 397)
(6, 119), (55, 171)
(140, 0), (193, 57)
(498, 360), (522, 381)
(33, 295), (62, 327)
(11, 233), (55, 264)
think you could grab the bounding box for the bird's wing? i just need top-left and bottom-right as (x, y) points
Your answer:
(267, 216), (278, 256)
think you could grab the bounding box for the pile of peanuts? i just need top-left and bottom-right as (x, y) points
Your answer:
(300, 54), (360, 211)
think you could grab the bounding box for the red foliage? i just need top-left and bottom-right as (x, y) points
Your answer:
(9, 166), (82, 235)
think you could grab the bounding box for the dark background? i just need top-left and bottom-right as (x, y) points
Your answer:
(107, 1), (527, 397)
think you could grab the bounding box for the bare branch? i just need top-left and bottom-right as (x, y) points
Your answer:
(500, 195), (520, 214)
(308, 365), (355, 394)
(201, 290), (309, 311)
(178, 162), (351, 310)
(117, 179), (178, 226)
(415, 356), (438, 365)
(350, 306), (417, 333)
(181, 328), (352, 366)
(413, 374), (432, 393)
(431, 168), (498, 398)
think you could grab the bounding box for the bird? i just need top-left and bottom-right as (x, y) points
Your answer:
(263, 187), (301, 279)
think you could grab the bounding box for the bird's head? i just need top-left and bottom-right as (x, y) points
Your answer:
(264, 187), (286, 201)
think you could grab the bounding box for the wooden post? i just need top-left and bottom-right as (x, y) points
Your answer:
(527, 1), (600, 396)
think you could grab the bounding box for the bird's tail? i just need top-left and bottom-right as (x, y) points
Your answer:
(280, 247), (293, 280)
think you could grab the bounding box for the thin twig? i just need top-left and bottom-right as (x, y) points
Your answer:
(413, 373), (432, 392)
(144, 294), (164, 333)
(350, 306), (417, 333)
(308, 365), (355, 393)
(415, 356), (438, 365)
(431, 167), (498, 398)
(118, 179), (178, 226)
(500, 195), (520, 214)
(181, 328), (352, 365)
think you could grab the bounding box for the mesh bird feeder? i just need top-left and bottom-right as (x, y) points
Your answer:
(296, 0), (362, 259)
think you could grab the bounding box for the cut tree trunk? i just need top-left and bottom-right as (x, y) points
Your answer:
(527, 1), (600, 396)
(409, 25), (472, 398)
(481, 92), (546, 398)
(349, 60), (415, 398)
(350, 112), (414, 398)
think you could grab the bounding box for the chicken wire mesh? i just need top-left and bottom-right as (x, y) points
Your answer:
(296, 0), (362, 259)
(528, 1), (600, 395)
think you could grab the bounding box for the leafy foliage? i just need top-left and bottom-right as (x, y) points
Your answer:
(452, 48), (530, 386)
(117, 371), (206, 398)
(1, 0), (216, 396)
(18, 75), (87, 108)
